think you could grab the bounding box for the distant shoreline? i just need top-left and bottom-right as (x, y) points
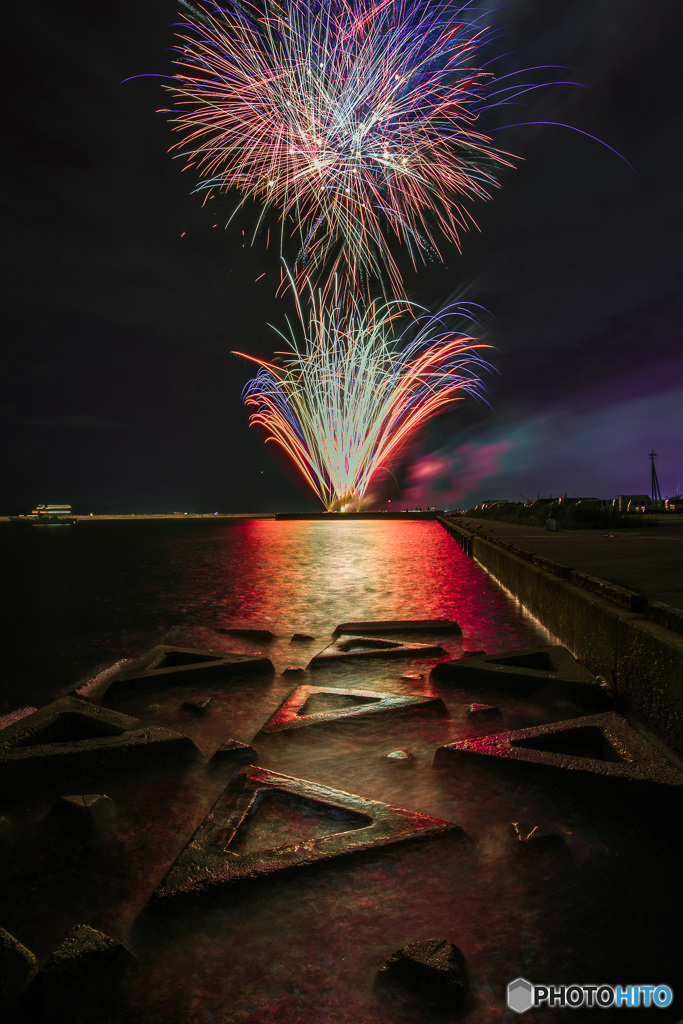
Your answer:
(275, 511), (442, 520)
(1, 511), (443, 522)
(0, 513), (275, 522)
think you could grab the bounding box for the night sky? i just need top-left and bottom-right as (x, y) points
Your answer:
(4, 0), (682, 513)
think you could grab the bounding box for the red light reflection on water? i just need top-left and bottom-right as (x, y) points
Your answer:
(209, 520), (549, 652)
(1, 518), (552, 715)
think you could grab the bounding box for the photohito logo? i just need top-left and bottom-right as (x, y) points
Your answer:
(507, 978), (673, 1013)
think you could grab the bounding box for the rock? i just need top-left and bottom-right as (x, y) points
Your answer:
(378, 938), (470, 1009)
(282, 666), (306, 676)
(461, 650), (486, 658)
(507, 821), (566, 853)
(210, 740), (257, 765)
(23, 923), (137, 1023)
(0, 926), (36, 1010)
(46, 794), (118, 833)
(384, 749), (414, 763)
(290, 633), (316, 643)
(467, 703), (502, 721)
(180, 698), (216, 715)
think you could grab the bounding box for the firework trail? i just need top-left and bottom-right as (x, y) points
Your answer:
(234, 292), (489, 509)
(163, 0), (520, 299)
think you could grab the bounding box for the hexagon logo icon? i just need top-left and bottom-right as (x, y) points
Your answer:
(508, 977), (534, 1014)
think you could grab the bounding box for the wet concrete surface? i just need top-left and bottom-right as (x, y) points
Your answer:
(1, 522), (681, 1022)
(1, 628), (681, 1023)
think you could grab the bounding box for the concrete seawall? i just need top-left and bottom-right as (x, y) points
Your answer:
(439, 516), (683, 763)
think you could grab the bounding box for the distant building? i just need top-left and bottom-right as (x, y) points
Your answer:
(615, 494), (650, 512)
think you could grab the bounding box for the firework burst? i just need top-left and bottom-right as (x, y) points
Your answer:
(164, 0), (518, 298)
(234, 292), (490, 509)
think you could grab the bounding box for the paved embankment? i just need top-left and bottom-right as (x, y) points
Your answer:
(439, 515), (683, 763)
(453, 515), (683, 611)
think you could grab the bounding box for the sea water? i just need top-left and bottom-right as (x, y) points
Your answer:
(1, 520), (677, 1023)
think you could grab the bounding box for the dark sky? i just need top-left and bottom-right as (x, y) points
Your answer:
(3, 0), (682, 513)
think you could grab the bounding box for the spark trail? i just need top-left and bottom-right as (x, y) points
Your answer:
(234, 295), (489, 509)
(164, 0), (519, 299)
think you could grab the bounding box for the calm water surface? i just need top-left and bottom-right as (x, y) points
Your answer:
(2, 519), (551, 714)
(4, 521), (675, 1024)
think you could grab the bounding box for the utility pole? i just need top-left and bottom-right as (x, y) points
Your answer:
(649, 450), (662, 501)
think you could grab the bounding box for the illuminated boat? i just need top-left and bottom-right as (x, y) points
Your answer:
(29, 504), (76, 525)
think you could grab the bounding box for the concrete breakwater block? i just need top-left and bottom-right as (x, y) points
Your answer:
(377, 938), (470, 1009)
(148, 767), (465, 908)
(180, 697), (216, 715)
(21, 924), (137, 1022)
(467, 703), (502, 721)
(0, 696), (198, 789)
(45, 793), (118, 834)
(213, 626), (276, 642)
(431, 645), (610, 709)
(434, 712), (683, 790)
(334, 619), (462, 636)
(309, 635), (447, 666)
(103, 645), (274, 701)
(0, 926), (37, 1011)
(258, 685), (447, 734)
